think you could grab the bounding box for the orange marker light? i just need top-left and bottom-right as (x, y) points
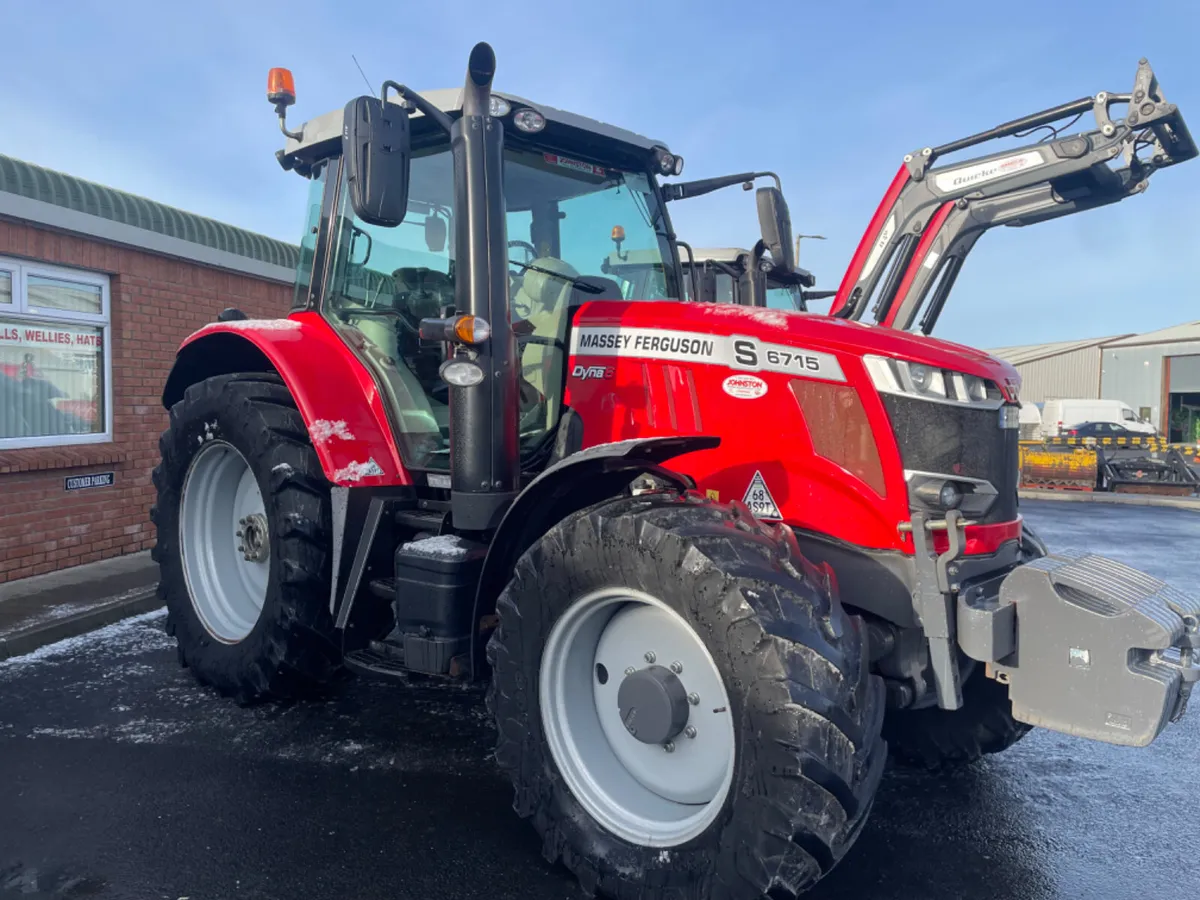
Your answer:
(611, 225), (626, 242)
(453, 315), (492, 345)
(267, 68), (296, 107)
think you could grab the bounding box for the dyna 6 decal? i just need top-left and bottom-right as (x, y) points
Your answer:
(569, 326), (846, 382)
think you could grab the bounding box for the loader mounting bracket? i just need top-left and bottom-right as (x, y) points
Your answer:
(907, 508), (969, 710)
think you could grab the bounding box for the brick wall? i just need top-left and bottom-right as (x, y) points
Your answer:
(0, 220), (292, 583)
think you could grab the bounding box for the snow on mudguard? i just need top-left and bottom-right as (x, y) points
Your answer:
(993, 552), (1200, 747)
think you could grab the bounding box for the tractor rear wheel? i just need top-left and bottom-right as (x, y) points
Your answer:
(882, 522), (1046, 770)
(151, 373), (339, 702)
(486, 492), (886, 899)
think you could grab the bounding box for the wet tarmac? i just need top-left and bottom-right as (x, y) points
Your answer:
(1, 500), (1197, 899)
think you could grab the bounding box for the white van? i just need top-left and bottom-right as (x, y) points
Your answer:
(1018, 401), (1043, 440)
(1041, 398), (1156, 436)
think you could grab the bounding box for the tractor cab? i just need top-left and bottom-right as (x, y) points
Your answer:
(277, 77), (685, 480)
(268, 54), (797, 527)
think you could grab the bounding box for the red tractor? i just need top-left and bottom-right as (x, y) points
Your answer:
(153, 45), (1199, 899)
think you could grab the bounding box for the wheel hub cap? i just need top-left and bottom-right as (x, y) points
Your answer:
(237, 513), (270, 562)
(617, 665), (690, 745)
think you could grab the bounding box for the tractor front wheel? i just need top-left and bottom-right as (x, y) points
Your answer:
(486, 492), (886, 899)
(151, 373), (339, 702)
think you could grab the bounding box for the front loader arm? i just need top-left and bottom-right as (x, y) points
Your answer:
(828, 59), (1196, 328)
(885, 165), (1137, 333)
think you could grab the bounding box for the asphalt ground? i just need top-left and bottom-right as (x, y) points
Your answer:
(1, 500), (1197, 900)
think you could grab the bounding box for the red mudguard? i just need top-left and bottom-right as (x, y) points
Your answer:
(173, 312), (411, 487)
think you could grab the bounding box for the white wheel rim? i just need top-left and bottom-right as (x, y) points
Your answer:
(539, 588), (735, 847)
(180, 440), (270, 643)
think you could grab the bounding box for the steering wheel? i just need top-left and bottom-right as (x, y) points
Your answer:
(509, 240), (537, 261)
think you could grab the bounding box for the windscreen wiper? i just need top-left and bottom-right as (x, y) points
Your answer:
(509, 260), (606, 294)
(828, 59), (1196, 331)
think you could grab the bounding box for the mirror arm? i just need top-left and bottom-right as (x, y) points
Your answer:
(382, 80), (454, 135)
(664, 171), (780, 201)
(675, 240), (698, 302)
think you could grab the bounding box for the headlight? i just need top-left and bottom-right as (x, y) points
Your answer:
(512, 108), (545, 133)
(439, 359), (485, 387)
(864, 355), (1003, 408)
(488, 96), (511, 117)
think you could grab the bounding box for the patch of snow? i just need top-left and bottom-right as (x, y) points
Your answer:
(31, 726), (100, 740)
(112, 718), (187, 745)
(401, 534), (470, 560)
(658, 850), (671, 863)
(208, 318), (303, 332)
(698, 304), (792, 328)
(309, 419), (354, 444)
(272, 462), (295, 476)
(333, 458), (384, 482)
(0, 608), (169, 676)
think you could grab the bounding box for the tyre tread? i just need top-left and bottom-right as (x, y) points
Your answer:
(151, 373), (338, 703)
(486, 491), (886, 900)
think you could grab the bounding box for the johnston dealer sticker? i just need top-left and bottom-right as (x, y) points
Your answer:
(722, 374), (768, 399)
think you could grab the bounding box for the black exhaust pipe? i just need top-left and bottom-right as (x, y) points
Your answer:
(449, 42), (520, 531)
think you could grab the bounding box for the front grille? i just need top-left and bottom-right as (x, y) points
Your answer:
(881, 395), (1019, 523)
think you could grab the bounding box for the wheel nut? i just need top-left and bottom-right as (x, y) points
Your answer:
(670, 661), (682, 674)
(236, 529), (244, 538)
(688, 692), (700, 706)
(624, 667), (635, 676)
(663, 741), (675, 753)
(644, 651), (656, 664)
(685, 726), (697, 739)
(237, 545), (245, 553)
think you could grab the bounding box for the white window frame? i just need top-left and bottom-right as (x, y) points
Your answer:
(0, 254), (113, 450)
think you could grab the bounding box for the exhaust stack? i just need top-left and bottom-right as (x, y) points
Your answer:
(448, 42), (520, 531)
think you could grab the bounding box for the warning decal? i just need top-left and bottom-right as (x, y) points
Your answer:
(742, 471), (781, 519)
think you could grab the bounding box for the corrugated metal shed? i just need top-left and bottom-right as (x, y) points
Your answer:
(1102, 321), (1200, 347)
(987, 334), (1130, 403)
(1100, 321), (1200, 431)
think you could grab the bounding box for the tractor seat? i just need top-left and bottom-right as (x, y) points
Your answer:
(513, 258), (579, 398)
(393, 266), (454, 318)
(388, 267), (455, 432)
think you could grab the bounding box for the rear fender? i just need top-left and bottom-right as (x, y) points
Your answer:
(470, 435), (720, 676)
(162, 312), (409, 486)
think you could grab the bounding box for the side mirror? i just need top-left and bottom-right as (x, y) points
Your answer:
(425, 215), (447, 253)
(342, 96), (411, 227)
(756, 186), (795, 273)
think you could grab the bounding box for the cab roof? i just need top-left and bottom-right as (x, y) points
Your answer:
(280, 88), (672, 172)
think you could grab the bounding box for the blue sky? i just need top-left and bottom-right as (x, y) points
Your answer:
(2, 0), (1197, 348)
